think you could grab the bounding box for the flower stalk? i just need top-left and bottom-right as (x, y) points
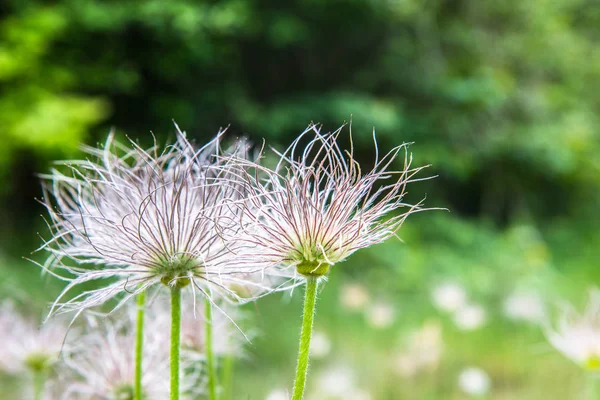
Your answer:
(170, 287), (182, 400)
(587, 373), (600, 400)
(134, 290), (146, 400)
(205, 297), (217, 400)
(221, 353), (234, 400)
(291, 277), (319, 400)
(33, 370), (45, 400)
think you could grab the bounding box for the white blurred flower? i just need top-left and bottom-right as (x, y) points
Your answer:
(265, 388), (289, 400)
(503, 291), (546, 323)
(392, 320), (443, 377)
(366, 301), (396, 329)
(310, 331), (332, 359)
(0, 301), (69, 375)
(340, 283), (370, 312)
(431, 282), (467, 313)
(547, 289), (600, 370)
(20, 376), (73, 400)
(316, 365), (355, 397)
(393, 354), (420, 377)
(347, 389), (372, 400)
(64, 312), (203, 400)
(454, 304), (487, 331)
(458, 367), (491, 396)
(311, 365), (371, 400)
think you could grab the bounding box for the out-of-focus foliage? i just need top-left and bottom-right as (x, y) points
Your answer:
(2, 0), (599, 221)
(0, 7), (108, 177)
(1, 0), (600, 398)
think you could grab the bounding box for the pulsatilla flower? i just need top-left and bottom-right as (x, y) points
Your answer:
(38, 126), (270, 316)
(0, 301), (73, 400)
(231, 123), (430, 279)
(0, 301), (69, 375)
(224, 123), (433, 400)
(64, 313), (203, 400)
(547, 289), (600, 370)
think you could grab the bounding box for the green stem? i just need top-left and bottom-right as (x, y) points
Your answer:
(205, 297), (218, 400)
(221, 353), (234, 400)
(587, 373), (599, 400)
(134, 290), (146, 400)
(291, 277), (319, 400)
(33, 370), (45, 400)
(170, 287), (182, 400)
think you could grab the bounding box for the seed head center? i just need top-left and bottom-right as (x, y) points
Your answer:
(296, 260), (331, 277)
(156, 254), (201, 288)
(586, 355), (600, 370)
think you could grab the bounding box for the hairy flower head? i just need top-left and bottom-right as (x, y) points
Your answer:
(227, 124), (432, 279)
(63, 312), (203, 400)
(38, 125), (282, 316)
(0, 301), (70, 375)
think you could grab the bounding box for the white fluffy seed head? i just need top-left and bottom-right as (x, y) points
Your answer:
(38, 125), (288, 317)
(223, 123), (433, 280)
(64, 315), (166, 399)
(0, 301), (69, 375)
(63, 309), (204, 400)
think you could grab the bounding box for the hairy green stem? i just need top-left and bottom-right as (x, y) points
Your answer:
(134, 290), (146, 400)
(33, 370), (45, 400)
(291, 277), (319, 400)
(170, 287), (182, 400)
(205, 297), (218, 400)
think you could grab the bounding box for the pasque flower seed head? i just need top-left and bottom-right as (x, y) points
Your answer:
(38, 125), (284, 316)
(225, 123), (433, 279)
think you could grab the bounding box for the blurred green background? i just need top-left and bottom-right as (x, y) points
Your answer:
(1, 0), (600, 398)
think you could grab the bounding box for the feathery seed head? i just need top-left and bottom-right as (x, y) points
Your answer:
(64, 310), (204, 400)
(227, 123), (432, 279)
(38, 124), (281, 316)
(64, 317), (168, 399)
(0, 301), (69, 375)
